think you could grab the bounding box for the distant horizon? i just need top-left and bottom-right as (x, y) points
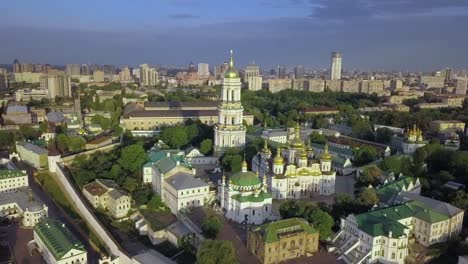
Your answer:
(1, 1), (468, 72)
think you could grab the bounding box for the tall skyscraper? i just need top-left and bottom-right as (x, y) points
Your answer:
(0, 68), (8, 90)
(139, 64), (159, 87)
(294, 66), (305, 79)
(93, 70), (105, 82)
(454, 78), (467, 95)
(13, 59), (21, 73)
(278, 65), (287, 79)
(66, 64), (81, 76)
(214, 50), (246, 155)
(118, 66), (132, 82)
(80, 64), (90, 75)
(330, 52), (342, 80)
(245, 64), (262, 91)
(198, 63), (210, 78)
(443, 68), (453, 84)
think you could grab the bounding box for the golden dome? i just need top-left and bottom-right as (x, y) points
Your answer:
(224, 49), (239, 79)
(274, 148), (284, 165)
(321, 143), (332, 161)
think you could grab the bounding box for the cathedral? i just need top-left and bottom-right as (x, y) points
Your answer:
(401, 124), (427, 154)
(218, 160), (273, 225)
(252, 124), (336, 199)
(214, 50), (246, 155)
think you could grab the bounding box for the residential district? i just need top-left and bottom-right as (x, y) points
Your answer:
(1, 51), (468, 264)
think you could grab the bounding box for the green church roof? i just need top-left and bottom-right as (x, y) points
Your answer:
(34, 219), (85, 260)
(375, 176), (418, 204)
(230, 171), (262, 187)
(0, 170), (27, 180)
(231, 191), (272, 203)
(252, 218), (317, 243)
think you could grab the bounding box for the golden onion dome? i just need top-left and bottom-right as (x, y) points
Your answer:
(224, 49), (239, 79)
(273, 150), (284, 165)
(321, 143), (332, 161)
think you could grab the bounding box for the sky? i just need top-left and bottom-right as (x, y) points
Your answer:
(1, 0), (468, 71)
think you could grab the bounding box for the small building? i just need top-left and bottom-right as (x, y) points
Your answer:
(15, 141), (49, 169)
(0, 169), (28, 193)
(247, 218), (319, 264)
(82, 179), (131, 219)
(401, 125), (427, 154)
(85, 136), (113, 150)
(0, 187), (48, 227)
(429, 120), (465, 133)
(184, 146), (218, 165)
(374, 176), (421, 206)
(1, 104), (31, 125)
(34, 219), (87, 264)
(332, 157), (355, 176)
(300, 107), (339, 116)
(219, 160), (273, 225)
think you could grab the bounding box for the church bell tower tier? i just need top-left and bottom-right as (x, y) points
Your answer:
(214, 50), (246, 155)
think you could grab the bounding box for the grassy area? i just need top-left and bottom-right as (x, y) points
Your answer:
(36, 172), (79, 218)
(35, 171), (107, 253)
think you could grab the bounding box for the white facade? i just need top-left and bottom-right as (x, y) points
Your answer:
(0, 187), (48, 227)
(82, 179), (131, 219)
(140, 64), (159, 87)
(330, 52), (342, 80)
(218, 162), (273, 225)
(253, 126), (336, 199)
(214, 51), (246, 154)
(0, 170), (28, 193)
(197, 63), (210, 78)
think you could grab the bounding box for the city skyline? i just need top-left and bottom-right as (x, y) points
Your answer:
(1, 0), (468, 70)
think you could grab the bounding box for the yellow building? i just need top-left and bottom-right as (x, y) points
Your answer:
(247, 218), (319, 264)
(429, 120), (465, 133)
(122, 101), (254, 132)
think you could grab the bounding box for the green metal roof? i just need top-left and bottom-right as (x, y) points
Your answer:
(231, 191), (272, 203)
(355, 200), (450, 237)
(230, 171), (262, 187)
(375, 177), (418, 204)
(0, 170), (27, 180)
(312, 143), (354, 157)
(252, 218), (317, 243)
(34, 219), (85, 260)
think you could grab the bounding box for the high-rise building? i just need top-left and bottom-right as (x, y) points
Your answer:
(80, 64), (90, 75)
(294, 65), (305, 79)
(454, 78), (467, 95)
(139, 64), (159, 86)
(197, 63), (210, 78)
(118, 66), (132, 82)
(214, 50), (246, 155)
(0, 68), (8, 90)
(40, 74), (72, 99)
(277, 65), (287, 79)
(13, 59), (21, 73)
(245, 64), (262, 91)
(443, 68), (453, 84)
(42, 64), (53, 74)
(188, 61), (196, 73)
(66, 64), (81, 76)
(93, 70), (105, 82)
(215, 62), (229, 79)
(330, 52), (342, 80)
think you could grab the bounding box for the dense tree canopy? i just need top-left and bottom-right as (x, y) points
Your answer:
(201, 214), (222, 239)
(196, 240), (237, 264)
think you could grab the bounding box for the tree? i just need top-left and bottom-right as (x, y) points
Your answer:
(201, 214), (222, 239)
(160, 126), (189, 149)
(196, 240), (237, 264)
(56, 134), (70, 153)
(353, 146), (378, 166)
(200, 139), (213, 155)
(91, 114), (112, 130)
(356, 188), (379, 209)
(307, 207), (334, 241)
(68, 136), (86, 152)
(309, 132), (326, 144)
(19, 125), (40, 140)
(122, 177), (138, 192)
(147, 195), (165, 211)
(375, 127), (393, 144)
(133, 187), (152, 206)
(448, 190), (468, 211)
(118, 144), (147, 174)
(356, 165), (381, 188)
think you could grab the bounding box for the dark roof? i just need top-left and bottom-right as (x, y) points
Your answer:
(124, 109), (219, 118)
(86, 136), (112, 145)
(144, 101), (218, 109)
(165, 172), (208, 190)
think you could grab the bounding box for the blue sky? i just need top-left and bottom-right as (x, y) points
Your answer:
(1, 0), (468, 70)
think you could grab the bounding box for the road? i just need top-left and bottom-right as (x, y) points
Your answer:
(13, 160), (101, 263)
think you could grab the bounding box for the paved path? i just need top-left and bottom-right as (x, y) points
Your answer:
(217, 218), (260, 264)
